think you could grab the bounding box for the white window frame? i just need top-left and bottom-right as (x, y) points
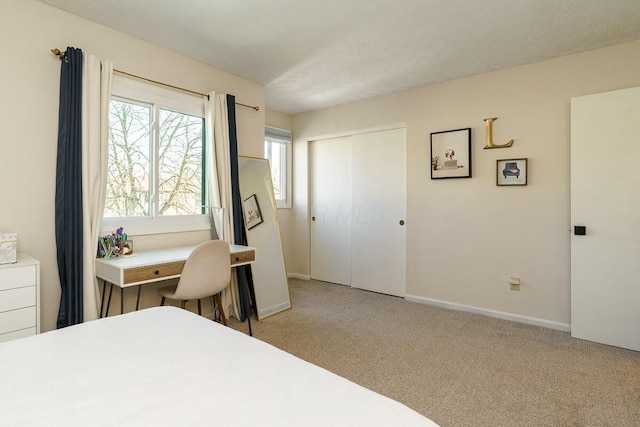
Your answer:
(265, 126), (292, 209)
(102, 75), (210, 236)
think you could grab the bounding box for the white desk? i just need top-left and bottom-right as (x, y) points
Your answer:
(95, 244), (255, 316)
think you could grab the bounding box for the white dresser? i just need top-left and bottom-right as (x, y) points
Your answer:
(0, 254), (40, 343)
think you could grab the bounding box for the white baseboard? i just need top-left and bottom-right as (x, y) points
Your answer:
(257, 301), (292, 318)
(405, 294), (571, 332)
(287, 273), (311, 280)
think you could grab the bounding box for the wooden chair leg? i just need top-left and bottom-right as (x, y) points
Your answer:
(197, 299), (202, 315)
(160, 297), (165, 306)
(215, 293), (227, 326)
(181, 300), (186, 310)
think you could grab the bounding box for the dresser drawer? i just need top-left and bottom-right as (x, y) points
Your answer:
(0, 306), (36, 335)
(124, 261), (185, 284)
(0, 327), (36, 343)
(0, 286), (35, 313)
(0, 266), (36, 291)
(232, 250), (255, 265)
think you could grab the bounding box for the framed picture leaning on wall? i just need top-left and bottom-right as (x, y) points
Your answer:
(243, 194), (264, 229)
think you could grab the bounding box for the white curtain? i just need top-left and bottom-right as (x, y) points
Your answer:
(81, 55), (113, 321)
(204, 92), (241, 319)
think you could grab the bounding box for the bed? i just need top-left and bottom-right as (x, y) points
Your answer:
(0, 306), (438, 426)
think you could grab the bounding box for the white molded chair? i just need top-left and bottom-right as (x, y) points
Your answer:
(158, 240), (230, 325)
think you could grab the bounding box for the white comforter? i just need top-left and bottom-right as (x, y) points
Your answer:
(0, 306), (437, 426)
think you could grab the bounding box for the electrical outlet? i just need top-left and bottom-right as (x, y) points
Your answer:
(509, 277), (520, 291)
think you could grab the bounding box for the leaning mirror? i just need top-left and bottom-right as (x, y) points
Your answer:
(238, 156), (291, 319)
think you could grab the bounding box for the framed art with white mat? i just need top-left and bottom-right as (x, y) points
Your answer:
(430, 127), (472, 179)
(497, 158), (528, 186)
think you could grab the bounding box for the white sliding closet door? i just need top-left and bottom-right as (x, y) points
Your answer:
(351, 128), (406, 296)
(310, 126), (406, 297)
(571, 86), (640, 351)
(310, 136), (352, 286)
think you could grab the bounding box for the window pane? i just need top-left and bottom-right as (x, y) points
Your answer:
(158, 109), (203, 215)
(265, 139), (286, 202)
(265, 126), (292, 208)
(105, 99), (151, 217)
(274, 142), (286, 201)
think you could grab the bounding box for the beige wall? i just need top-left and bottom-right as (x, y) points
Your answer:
(0, 0), (265, 331)
(266, 108), (293, 132)
(289, 40), (640, 327)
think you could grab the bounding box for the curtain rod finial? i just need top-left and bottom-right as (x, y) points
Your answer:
(51, 48), (64, 56)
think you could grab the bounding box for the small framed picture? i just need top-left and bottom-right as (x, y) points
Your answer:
(430, 128), (472, 179)
(497, 158), (528, 186)
(243, 194), (263, 229)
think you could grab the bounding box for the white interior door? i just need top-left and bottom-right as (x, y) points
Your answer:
(351, 128), (406, 296)
(310, 136), (352, 285)
(571, 86), (640, 351)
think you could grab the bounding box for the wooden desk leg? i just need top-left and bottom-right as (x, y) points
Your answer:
(135, 286), (142, 311)
(105, 283), (114, 317)
(120, 287), (124, 314)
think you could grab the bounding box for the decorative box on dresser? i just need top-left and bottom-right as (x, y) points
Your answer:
(0, 254), (40, 343)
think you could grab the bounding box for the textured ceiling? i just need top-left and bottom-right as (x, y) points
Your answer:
(37, 0), (640, 114)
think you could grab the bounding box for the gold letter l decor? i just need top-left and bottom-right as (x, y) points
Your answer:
(483, 117), (514, 149)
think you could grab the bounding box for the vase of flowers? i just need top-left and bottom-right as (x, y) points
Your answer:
(431, 156), (440, 170)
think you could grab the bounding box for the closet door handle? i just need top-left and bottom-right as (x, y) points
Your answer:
(399, 220), (405, 226)
(312, 216), (316, 221)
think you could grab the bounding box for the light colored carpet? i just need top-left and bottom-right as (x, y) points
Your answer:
(229, 279), (640, 427)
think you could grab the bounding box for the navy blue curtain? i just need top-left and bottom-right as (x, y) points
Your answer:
(227, 94), (255, 324)
(55, 47), (84, 328)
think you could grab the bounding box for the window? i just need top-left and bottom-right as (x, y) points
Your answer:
(103, 75), (209, 234)
(265, 126), (292, 208)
